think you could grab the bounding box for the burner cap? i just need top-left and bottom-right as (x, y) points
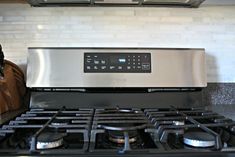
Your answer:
(108, 130), (138, 144)
(36, 132), (64, 149)
(183, 131), (215, 148)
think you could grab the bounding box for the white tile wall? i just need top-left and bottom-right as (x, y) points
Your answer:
(0, 4), (235, 82)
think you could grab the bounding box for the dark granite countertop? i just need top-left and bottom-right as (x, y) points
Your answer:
(211, 104), (235, 120)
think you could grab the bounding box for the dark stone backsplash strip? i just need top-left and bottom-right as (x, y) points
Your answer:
(203, 83), (235, 106)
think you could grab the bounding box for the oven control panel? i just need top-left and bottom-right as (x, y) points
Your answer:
(84, 53), (151, 73)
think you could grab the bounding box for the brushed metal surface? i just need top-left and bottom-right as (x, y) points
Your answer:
(41, 0), (90, 3)
(26, 48), (207, 88)
(27, 0), (205, 7)
(94, 0), (139, 4)
(142, 0), (205, 7)
(38, 0), (90, 3)
(143, 0), (190, 3)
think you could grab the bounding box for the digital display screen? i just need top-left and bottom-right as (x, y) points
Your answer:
(119, 59), (126, 63)
(110, 56), (126, 64)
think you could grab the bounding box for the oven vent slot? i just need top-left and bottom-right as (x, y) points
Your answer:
(31, 88), (87, 92)
(147, 88), (200, 92)
(30, 87), (201, 93)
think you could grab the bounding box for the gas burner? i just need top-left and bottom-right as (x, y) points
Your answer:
(108, 130), (138, 144)
(36, 132), (64, 149)
(51, 119), (69, 126)
(97, 122), (147, 132)
(183, 131), (215, 148)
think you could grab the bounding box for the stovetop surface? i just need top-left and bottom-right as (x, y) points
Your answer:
(1, 107), (235, 156)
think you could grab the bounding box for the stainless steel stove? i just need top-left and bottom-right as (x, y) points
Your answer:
(0, 48), (235, 157)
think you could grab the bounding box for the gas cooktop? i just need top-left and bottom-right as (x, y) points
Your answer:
(0, 45), (231, 157)
(1, 107), (235, 156)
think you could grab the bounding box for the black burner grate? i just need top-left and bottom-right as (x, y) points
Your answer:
(0, 107), (94, 154)
(144, 108), (235, 151)
(1, 107), (235, 155)
(89, 108), (158, 153)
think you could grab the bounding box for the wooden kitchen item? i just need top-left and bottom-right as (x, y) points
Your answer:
(0, 60), (26, 114)
(4, 60), (26, 96)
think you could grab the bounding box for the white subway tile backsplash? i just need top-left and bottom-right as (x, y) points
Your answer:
(104, 10), (134, 16)
(0, 24), (25, 31)
(3, 16), (25, 22)
(160, 17), (194, 23)
(25, 16), (51, 22)
(0, 4), (235, 82)
(135, 8), (171, 17)
(158, 24), (187, 31)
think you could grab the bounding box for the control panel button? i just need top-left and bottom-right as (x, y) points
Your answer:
(86, 58), (92, 63)
(142, 63), (150, 70)
(101, 66), (106, 70)
(101, 60), (106, 64)
(110, 66), (115, 70)
(86, 66), (91, 70)
(94, 66), (98, 70)
(118, 66), (123, 70)
(127, 66), (131, 70)
(94, 60), (99, 64)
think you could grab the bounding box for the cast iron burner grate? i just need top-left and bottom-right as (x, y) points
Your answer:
(1, 107), (235, 155)
(89, 108), (158, 153)
(144, 107), (235, 151)
(0, 107), (93, 154)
